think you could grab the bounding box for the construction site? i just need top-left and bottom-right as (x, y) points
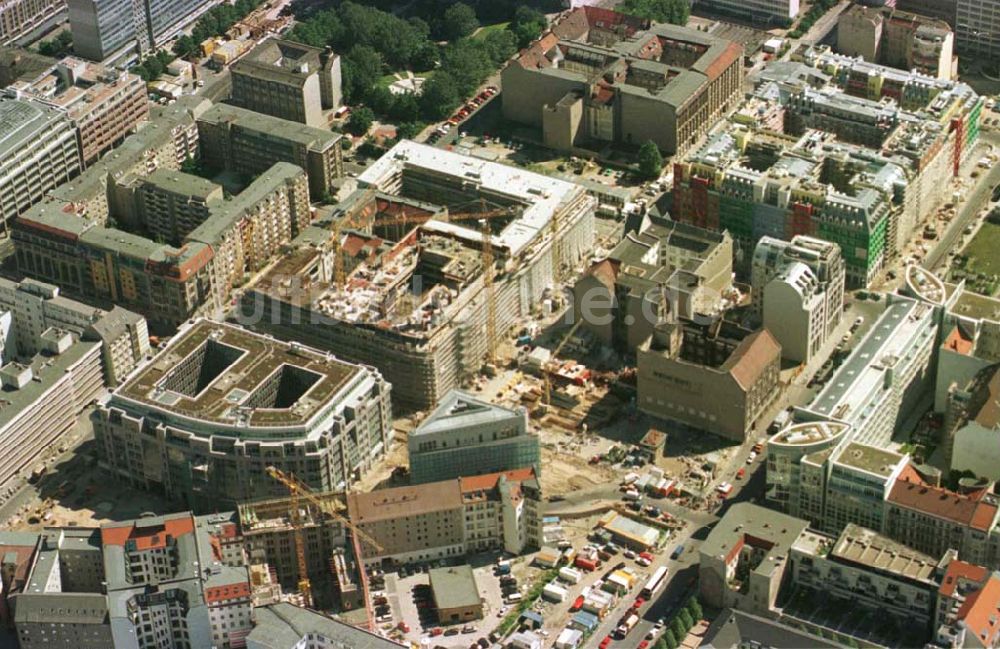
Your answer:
(238, 140), (597, 411)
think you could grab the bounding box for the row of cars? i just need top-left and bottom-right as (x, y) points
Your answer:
(426, 86), (498, 144)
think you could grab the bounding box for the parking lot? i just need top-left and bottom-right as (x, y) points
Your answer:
(375, 558), (508, 647)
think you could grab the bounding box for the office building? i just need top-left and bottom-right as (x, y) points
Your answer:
(409, 390), (539, 484)
(751, 236), (845, 363)
(239, 140), (595, 410)
(573, 219), (735, 352)
(0, 332), (102, 495)
(68, 0), (220, 62)
(766, 293), (939, 531)
(196, 102), (343, 200)
(8, 56), (148, 165)
(672, 51), (982, 286)
(0, 0), (66, 45)
(838, 5), (956, 80)
(247, 602), (402, 649)
(693, 0), (799, 23)
(430, 566), (482, 624)
(348, 468), (541, 566)
(789, 523), (941, 636)
(231, 38), (341, 127)
(699, 502), (809, 616)
(0, 98), (80, 223)
(93, 319), (392, 510)
(501, 6), (744, 155)
(637, 321), (781, 442)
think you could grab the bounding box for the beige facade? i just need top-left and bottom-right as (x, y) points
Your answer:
(637, 323), (781, 442)
(0, 0), (65, 45)
(837, 5), (955, 80)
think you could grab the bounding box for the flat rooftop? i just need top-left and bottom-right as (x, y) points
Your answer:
(429, 565), (480, 611)
(413, 389), (523, 438)
(770, 421), (850, 447)
(806, 296), (935, 441)
(832, 441), (905, 477)
(831, 523), (938, 584)
(114, 319), (360, 429)
(358, 140), (582, 257)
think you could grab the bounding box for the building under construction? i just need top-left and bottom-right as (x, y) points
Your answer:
(240, 141), (596, 410)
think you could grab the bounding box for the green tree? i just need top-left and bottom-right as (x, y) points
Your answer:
(638, 140), (663, 179)
(346, 107), (374, 135)
(388, 91), (421, 123)
(38, 30), (73, 57)
(396, 121), (421, 140)
(441, 2), (478, 41)
(419, 71), (460, 120)
(173, 34), (197, 58)
(678, 609), (694, 631)
(670, 618), (685, 639)
(482, 28), (517, 66)
(686, 597), (703, 621)
(342, 45), (384, 103)
(412, 42), (439, 71)
(619, 0), (690, 25)
(510, 6), (546, 48)
(663, 629), (678, 649)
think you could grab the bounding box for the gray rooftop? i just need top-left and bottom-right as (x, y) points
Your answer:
(13, 592), (108, 625)
(248, 602), (402, 649)
(700, 609), (841, 649)
(701, 503), (808, 578)
(414, 389), (525, 438)
(198, 102), (341, 152)
(429, 565), (481, 611)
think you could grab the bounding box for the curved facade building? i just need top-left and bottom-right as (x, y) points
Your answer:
(93, 319), (392, 510)
(766, 420), (850, 524)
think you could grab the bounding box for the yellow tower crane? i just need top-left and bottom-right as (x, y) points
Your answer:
(265, 466), (385, 630)
(543, 318), (583, 408)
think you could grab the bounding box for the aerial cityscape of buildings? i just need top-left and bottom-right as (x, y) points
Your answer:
(0, 0), (996, 648)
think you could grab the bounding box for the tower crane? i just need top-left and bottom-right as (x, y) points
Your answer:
(481, 218), (497, 365)
(543, 318), (583, 408)
(265, 467), (385, 630)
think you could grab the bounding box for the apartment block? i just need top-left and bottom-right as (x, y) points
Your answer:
(573, 219), (734, 352)
(348, 468), (541, 566)
(93, 319), (392, 510)
(935, 560), (1000, 648)
(0, 98), (80, 223)
(0, 0), (66, 45)
(751, 235), (845, 363)
(68, 0), (220, 62)
(409, 390), (539, 484)
(239, 140), (595, 411)
(955, 0), (1000, 60)
(231, 38), (342, 127)
(196, 102), (343, 200)
(838, 5), (956, 80)
(694, 0), (799, 22)
(0, 332), (103, 495)
(946, 364), (1000, 482)
(673, 50), (981, 286)
(637, 321), (781, 442)
(885, 464), (1000, 570)
(0, 276), (149, 385)
(14, 161), (309, 330)
(501, 6), (744, 155)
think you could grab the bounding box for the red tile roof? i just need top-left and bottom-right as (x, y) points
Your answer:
(940, 559), (989, 598)
(460, 467), (537, 494)
(887, 472), (998, 532)
(101, 516), (195, 549)
(205, 581), (251, 604)
(943, 326), (974, 356)
(958, 575), (1000, 647)
(725, 329), (780, 390)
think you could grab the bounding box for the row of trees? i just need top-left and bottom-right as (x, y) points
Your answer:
(653, 597), (703, 649)
(618, 0), (690, 25)
(788, 0), (837, 38)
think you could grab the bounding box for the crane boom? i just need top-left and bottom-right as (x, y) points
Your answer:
(482, 219), (497, 365)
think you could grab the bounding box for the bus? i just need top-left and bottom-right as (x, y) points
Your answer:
(641, 566), (669, 598)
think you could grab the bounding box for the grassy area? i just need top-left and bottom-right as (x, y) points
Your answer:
(472, 22), (510, 40)
(963, 221), (1000, 276)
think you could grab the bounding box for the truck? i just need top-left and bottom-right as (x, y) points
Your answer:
(496, 561), (511, 575)
(670, 544), (686, 560)
(615, 614), (639, 639)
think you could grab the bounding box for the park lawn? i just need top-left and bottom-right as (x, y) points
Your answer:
(472, 22), (510, 40)
(963, 221), (1000, 276)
